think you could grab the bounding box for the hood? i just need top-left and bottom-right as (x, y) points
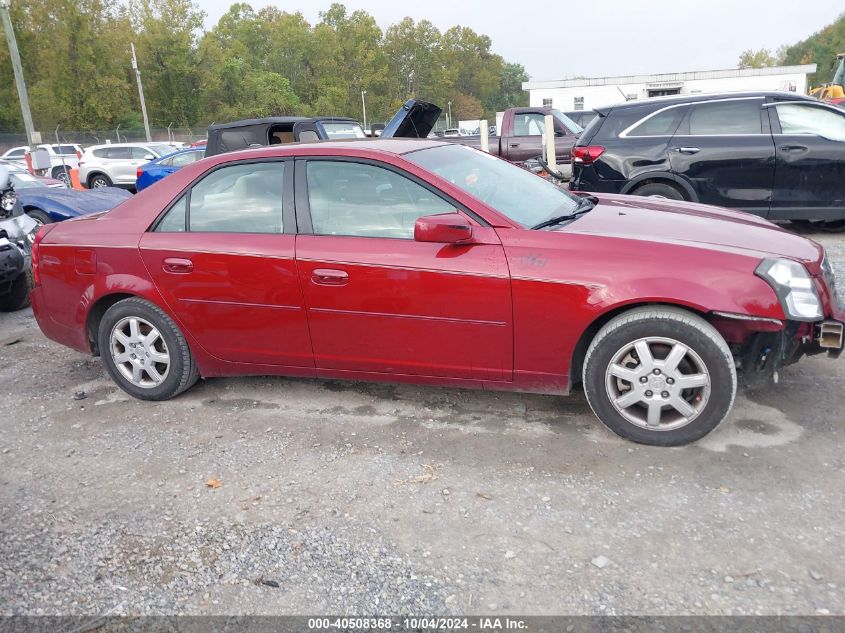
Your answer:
(381, 99), (442, 139)
(19, 187), (133, 215)
(566, 193), (825, 271)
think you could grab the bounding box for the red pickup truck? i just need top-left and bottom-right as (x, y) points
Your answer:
(382, 100), (582, 169)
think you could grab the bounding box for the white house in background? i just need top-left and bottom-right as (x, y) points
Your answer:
(523, 64), (818, 112)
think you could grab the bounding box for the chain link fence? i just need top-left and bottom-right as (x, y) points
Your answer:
(0, 127), (207, 153)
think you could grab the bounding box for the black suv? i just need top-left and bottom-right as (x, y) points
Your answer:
(570, 91), (845, 222)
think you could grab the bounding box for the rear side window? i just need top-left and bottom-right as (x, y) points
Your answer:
(170, 151), (203, 167)
(688, 100), (763, 135)
(156, 162), (285, 234)
(92, 148), (109, 158)
(5, 148), (26, 158)
(107, 147), (131, 159)
(626, 107), (686, 137)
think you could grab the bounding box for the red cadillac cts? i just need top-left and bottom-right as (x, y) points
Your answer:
(30, 139), (844, 446)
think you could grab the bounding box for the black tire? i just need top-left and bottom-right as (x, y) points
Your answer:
(632, 182), (686, 201)
(0, 269), (34, 312)
(88, 173), (112, 188)
(97, 297), (199, 401)
(52, 167), (71, 186)
(26, 209), (52, 225)
(582, 306), (736, 446)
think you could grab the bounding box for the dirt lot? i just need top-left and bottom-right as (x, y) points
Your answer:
(1, 229), (843, 617)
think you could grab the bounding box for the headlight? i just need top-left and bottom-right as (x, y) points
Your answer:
(756, 258), (822, 321)
(1, 190), (16, 211)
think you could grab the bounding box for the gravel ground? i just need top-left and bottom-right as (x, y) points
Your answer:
(0, 228), (843, 617)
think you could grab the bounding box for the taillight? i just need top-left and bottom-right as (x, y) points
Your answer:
(136, 167), (142, 179)
(31, 226), (45, 286)
(572, 145), (605, 164)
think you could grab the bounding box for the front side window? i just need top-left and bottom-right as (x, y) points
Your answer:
(306, 161), (454, 239)
(155, 162), (284, 233)
(688, 100), (763, 135)
(131, 147), (154, 160)
(406, 144), (579, 228)
(6, 148), (25, 158)
(774, 104), (845, 142)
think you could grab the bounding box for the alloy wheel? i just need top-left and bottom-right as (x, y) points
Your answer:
(604, 336), (711, 431)
(109, 316), (170, 388)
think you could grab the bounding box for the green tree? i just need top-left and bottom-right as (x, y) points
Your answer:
(738, 48), (780, 69)
(130, 0), (205, 127)
(781, 12), (845, 86)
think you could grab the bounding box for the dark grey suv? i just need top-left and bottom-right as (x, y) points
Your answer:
(570, 91), (845, 225)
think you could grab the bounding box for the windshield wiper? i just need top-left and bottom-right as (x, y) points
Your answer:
(530, 195), (598, 230)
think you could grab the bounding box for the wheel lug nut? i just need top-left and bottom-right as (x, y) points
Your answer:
(639, 376), (648, 383)
(667, 378), (674, 385)
(661, 391), (670, 398)
(645, 390), (653, 397)
(653, 369), (661, 375)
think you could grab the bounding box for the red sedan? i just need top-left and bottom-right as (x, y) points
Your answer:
(30, 139), (844, 446)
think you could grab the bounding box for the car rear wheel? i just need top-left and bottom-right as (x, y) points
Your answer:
(98, 297), (199, 400)
(632, 182), (686, 201)
(88, 173), (112, 188)
(583, 306), (736, 446)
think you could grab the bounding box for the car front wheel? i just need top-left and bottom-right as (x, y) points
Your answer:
(583, 306), (736, 446)
(98, 297), (199, 400)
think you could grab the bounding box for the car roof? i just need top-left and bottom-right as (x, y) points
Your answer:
(85, 142), (170, 150)
(219, 137), (448, 158)
(601, 90), (816, 112)
(207, 116), (359, 131)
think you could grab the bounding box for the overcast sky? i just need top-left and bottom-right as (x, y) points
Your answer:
(199, 0), (843, 80)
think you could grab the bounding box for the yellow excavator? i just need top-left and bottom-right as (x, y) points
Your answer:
(809, 53), (845, 106)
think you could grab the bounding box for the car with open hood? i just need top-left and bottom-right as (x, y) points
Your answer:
(29, 140), (843, 446)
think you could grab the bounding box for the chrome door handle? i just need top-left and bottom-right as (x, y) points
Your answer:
(509, 142), (520, 148)
(311, 268), (349, 286)
(673, 147), (700, 154)
(162, 257), (193, 274)
(779, 144), (808, 152)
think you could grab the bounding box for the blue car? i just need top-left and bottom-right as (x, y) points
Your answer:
(19, 187), (133, 225)
(136, 147), (205, 192)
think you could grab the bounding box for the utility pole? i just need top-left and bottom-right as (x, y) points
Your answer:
(130, 43), (152, 142)
(0, 0), (36, 147)
(361, 90), (367, 135)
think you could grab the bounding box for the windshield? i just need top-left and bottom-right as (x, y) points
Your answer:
(320, 122), (366, 139)
(552, 109), (583, 134)
(149, 144), (176, 157)
(405, 144), (580, 228)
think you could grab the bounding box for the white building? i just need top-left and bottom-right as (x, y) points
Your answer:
(523, 64), (818, 113)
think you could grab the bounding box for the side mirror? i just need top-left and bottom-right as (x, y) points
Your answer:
(143, 154), (155, 161)
(0, 165), (9, 191)
(414, 212), (472, 244)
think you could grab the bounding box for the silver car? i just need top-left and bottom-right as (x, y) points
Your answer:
(78, 143), (176, 189)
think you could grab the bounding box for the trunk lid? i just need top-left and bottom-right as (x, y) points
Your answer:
(381, 100), (442, 139)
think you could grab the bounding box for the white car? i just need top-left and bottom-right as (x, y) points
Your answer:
(0, 143), (83, 185)
(77, 142), (176, 189)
